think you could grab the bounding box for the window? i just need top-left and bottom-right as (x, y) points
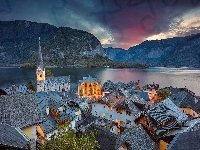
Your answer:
(104, 106), (105, 108)
(110, 115), (112, 118)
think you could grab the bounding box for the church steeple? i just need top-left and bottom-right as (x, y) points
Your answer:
(37, 37), (44, 70)
(36, 37), (45, 92)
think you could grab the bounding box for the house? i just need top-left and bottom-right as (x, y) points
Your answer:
(0, 124), (30, 149)
(167, 128), (200, 150)
(102, 80), (139, 95)
(135, 98), (188, 141)
(36, 92), (69, 139)
(91, 94), (146, 130)
(35, 91), (90, 140)
(164, 87), (200, 116)
(158, 118), (200, 150)
(77, 115), (155, 150)
(129, 90), (149, 101)
(78, 75), (104, 99)
(143, 83), (159, 100)
(0, 93), (43, 149)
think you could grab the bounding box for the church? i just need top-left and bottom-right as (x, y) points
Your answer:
(36, 37), (70, 92)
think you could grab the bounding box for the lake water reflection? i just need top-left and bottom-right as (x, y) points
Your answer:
(0, 67), (200, 96)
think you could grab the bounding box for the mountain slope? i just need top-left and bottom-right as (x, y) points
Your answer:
(105, 34), (200, 67)
(0, 20), (106, 67)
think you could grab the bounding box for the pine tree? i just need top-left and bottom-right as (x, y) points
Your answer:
(27, 80), (36, 92)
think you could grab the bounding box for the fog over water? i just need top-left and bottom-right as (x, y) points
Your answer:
(0, 67), (200, 96)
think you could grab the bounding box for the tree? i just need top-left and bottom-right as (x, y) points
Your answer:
(38, 122), (99, 150)
(45, 69), (54, 77)
(157, 89), (171, 100)
(27, 80), (36, 92)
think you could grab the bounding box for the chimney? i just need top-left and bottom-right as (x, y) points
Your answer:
(46, 106), (49, 115)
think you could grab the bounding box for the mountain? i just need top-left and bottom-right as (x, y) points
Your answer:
(105, 33), (200, 68)
(0, 20), (106, 67)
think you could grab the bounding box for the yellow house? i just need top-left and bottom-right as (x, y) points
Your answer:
(22, 125), (37, 140)
(78, 75), (104, 99)
(179, 107), (199, 117)
(159, 139), (169, 150)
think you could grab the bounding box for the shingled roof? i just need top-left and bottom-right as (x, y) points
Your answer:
(147, 98), (188, 125)
(45, 76), (70, 86)
(0, 93), (43, 128)
(0, 124), (30, 149)
(167, 128), (200, 150)
(165, 87), (200, 113)
(39, 115), (57, 135)
(115, 125), (155, 150)
(79, 75), (99, 83)
(87, 124), (118, 150)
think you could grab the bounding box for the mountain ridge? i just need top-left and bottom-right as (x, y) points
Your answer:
(0, 20), (148, 68)
(105, 34), (200, 68)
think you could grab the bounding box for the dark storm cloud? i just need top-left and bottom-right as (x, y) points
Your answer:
(0, 0), (200, 49)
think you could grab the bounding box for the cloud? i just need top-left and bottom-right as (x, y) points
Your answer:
(146, 8), (200, 40)
(0, 0), (200, 49)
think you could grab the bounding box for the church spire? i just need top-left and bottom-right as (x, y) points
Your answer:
(36, 37), (45, 90)
(37, 37), (43, 70)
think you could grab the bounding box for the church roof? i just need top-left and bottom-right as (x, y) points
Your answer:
(0, 93), (43, 128)
(79, 75), (99, 83)
(45, 76), (70, 86)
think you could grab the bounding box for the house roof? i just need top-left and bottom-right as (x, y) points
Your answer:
(2, 84), (32, 95)
(39, 115), (57, 134)
(126, 94), (148, 112)
(167, 128), (200, 150)
(77, 115), (98, 127)
(130, 90), (149, 101)
(115, 125), (155, 150)
(86, 122), (155, 150)
(102, 80), (138, 93)
(36, 91), (67, 111)
(166, 87), (200, 113)
(0, 93), (43, 128)
(0, 124), (30, 149)
(36, 91), (78, 133)
(87, 124), (118, 150)
(142, 83), (159, 90)
(147, 98), (188, 125)
(115, 100), (141, 115)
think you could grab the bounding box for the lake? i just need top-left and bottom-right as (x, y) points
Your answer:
(0, 67), (200, 96)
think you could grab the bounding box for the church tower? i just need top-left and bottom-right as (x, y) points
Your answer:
(36, 37), (45, 92)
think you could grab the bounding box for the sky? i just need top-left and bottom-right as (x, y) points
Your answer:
(0, 0), (200, 49)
